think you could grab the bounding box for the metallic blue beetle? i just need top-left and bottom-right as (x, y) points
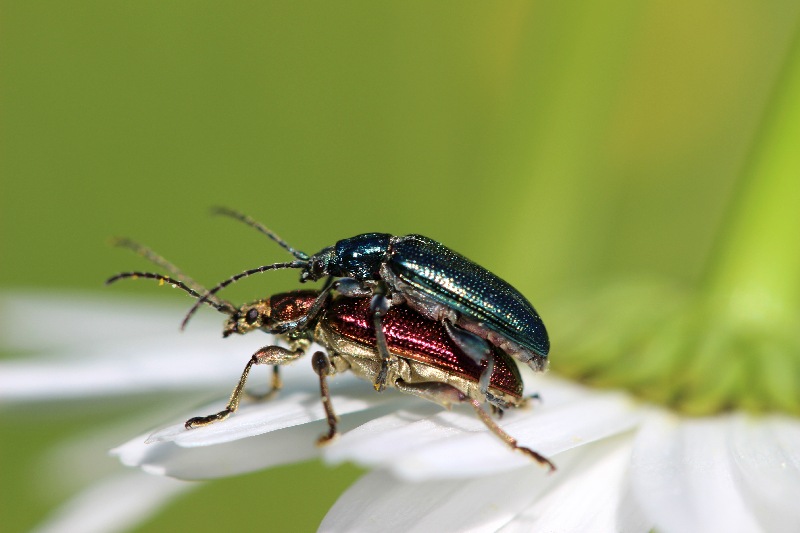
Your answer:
(184, 208), (549, 393)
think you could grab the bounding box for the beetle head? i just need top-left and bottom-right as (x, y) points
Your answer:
(301, 246), (336, 282)
(223, 300), (273, 337)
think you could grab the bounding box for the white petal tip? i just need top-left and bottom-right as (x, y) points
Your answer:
(146, 424), (186, 443)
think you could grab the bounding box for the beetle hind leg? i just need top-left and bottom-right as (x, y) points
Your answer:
(394, 380), (555, 472)
(443, 320), (495, 401)
(185, 346), (304, 429)
(468, 398), (556, 472)
(394, 380), (465, 409)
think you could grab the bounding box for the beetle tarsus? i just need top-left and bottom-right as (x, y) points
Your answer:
(518, 447), (557, 473)
(185, 410), (232, 428)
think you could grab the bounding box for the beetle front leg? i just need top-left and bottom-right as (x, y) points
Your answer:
(370, 290), (394, 392)
(185, 346), (304, 429)
(271, 277), (335, 334)
(311, 351), (339, 445)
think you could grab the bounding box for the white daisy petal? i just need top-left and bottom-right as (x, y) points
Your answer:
(323, 403), (454, 464)
(325, 380), (642, 481)
(146, 376), (401, 447)
(319, 452), (576, 533)
(630, 413), (763, 533)
(1, 293), (210, 351)
(729, 415), (800, 533)
(112, 406), (397, 479)
(112, 423), (322, 479)
(393, 390), (641, 481)
(0, 339), (245, 402)
(500, 435), (649, 533)
(31, 471), (192, 533)
(0, 322), (326, 403)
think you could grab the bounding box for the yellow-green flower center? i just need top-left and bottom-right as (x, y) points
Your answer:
(551, 281), (800, 416)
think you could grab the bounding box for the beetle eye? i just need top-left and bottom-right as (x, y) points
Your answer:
(245, 308), (259, 325)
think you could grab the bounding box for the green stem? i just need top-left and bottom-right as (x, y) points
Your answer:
(707, 22), (800, 320)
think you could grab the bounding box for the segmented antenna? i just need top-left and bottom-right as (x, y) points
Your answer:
(181, 260), (308, 330)
(212, 207), (310, 261)
(110, 237), (233, 312)
(105, 272), (237, 315)
(112, 238), (204, 292)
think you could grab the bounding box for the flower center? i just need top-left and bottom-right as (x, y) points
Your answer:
(550, 281), (800, 416)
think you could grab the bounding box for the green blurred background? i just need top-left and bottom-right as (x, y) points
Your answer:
(2, 2), (799, 531)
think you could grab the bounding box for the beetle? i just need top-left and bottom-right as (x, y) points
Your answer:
(106, 241), (555, 471)
(181, 208), (550, 394)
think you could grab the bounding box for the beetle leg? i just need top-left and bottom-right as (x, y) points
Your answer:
(185, 345), (304, 429)
(311, 351), (339, 445)
(489, 403), (505, 419)
(467, 397), (556, 472)
(270, 276), (335, 334)
(334, 277), (375, 298)
(443, 320), (495, 400)
(393, 380), (464, 408)
(370, 290), (393, 392)
(443, 320), (491, 364)
(394, 380), (555, 472)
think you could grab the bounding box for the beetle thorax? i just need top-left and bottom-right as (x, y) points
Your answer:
(332, 233), (392, 281)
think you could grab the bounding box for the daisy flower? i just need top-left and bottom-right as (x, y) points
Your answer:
(6, 25), (800, 533)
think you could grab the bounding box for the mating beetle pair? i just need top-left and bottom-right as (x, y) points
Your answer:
(183, 208), (549, 398)
(108, 209), (552, 469)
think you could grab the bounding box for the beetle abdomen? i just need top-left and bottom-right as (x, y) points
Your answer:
(388, 235), (549, 357)
(325, 297), (523, 398)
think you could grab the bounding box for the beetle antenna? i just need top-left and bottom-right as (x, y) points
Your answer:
(211, 207), (310, 261)
(105, 272), (237, 316)
(111, 238), (212, 298)
(182, 260), (308, 330)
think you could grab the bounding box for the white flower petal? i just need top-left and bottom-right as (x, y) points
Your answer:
(1, 293), (210, 351)
(729, 415), (800, 533)
(325, 378), (642, 481)
(0, 339), (244, 402)
(630, 413), (763, 533)
(31, 471), (192, 533)
(319, 454), (573, 533)
(112, 424), (321, 479)
(500, 435), (649, 533)
(112, 406), (398, 479)
(146, 376), (405, 447)
(322, 435), (650, 533)
(0, 310), (324, 402)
